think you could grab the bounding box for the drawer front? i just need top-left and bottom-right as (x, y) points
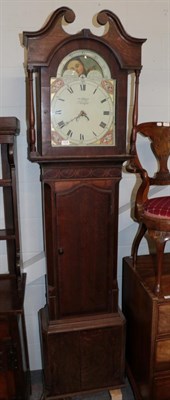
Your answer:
(0, 341), (16, 400)
(155, 338), (170, 371)
(0, 315), (30, 399)
(158, 303), (170, 334)
(0, 371), (15, 400)
(153, 374), (170, 400)
(0, 317), (10, 340)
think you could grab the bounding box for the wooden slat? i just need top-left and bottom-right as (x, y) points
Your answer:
(0, 179), (12, 187)
(0, 117), (20, 135)
(0, 229), (15, 240)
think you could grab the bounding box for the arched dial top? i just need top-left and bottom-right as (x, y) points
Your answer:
(51, 49), (116, 147)
(57, 50), (111, 79)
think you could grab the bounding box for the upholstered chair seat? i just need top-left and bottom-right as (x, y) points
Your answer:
(127, 122), (170, 295)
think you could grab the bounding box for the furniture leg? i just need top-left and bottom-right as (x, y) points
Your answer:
(131, 223), (147, 266)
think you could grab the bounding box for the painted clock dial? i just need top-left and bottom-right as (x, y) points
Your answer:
(50, 50), (116, 147)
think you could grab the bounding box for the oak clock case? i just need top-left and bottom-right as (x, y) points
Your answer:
(23, 7), (145, 400)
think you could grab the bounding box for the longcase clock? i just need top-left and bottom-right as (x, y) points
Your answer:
(23, 7), (146, 400)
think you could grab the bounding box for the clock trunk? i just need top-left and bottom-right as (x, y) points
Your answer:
(42, 164), (121, 320)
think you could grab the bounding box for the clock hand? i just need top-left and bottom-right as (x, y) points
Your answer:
(59, 111), (90, 127)
(64, 114), (81, 125)
(78, 111), (90, 121)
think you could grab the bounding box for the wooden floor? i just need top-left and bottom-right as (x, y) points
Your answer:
(30, 371), (135, 400)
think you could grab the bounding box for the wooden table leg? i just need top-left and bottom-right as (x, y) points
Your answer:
(109, 389), (122, 400)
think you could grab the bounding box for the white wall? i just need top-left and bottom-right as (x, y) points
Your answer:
(0, 0), (170, 370)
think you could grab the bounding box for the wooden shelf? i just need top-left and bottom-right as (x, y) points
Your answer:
(0, 116), (30, 399)
(0, 178), (12, 186)
(0, 229), (15, 240)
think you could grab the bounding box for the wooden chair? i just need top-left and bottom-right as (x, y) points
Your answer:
(127, 121), (170, 295)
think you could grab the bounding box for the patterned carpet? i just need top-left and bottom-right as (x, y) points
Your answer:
(30, 371), (135, 400)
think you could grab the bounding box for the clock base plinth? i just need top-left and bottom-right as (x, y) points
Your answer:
(39, 306), (125, 399)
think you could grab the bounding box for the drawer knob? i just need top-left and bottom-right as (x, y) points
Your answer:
(58, 248), (64, 255)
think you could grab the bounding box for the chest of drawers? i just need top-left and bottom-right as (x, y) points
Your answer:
(0, 275), (30, 399)
(123, 254), (170, 400)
